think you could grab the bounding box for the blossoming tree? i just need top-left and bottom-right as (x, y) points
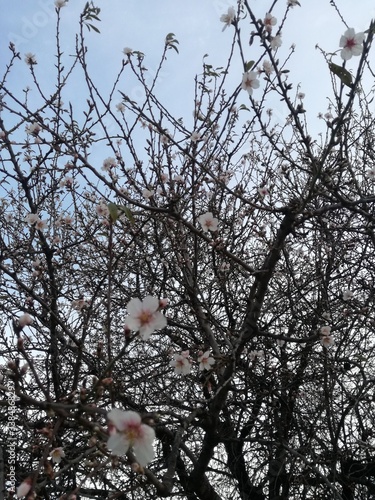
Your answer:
(1, 1), (375, 499)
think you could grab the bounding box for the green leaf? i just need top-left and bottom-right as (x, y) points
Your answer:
(108, 202), (118, 223)
(118, 205), (135, 225)
(245, 60), (255, 72)
(329, 62), (353, 87)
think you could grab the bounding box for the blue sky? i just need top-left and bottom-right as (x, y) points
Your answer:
(1, 0), (374, 138)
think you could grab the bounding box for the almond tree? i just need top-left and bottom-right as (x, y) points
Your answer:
(1, 1), (375, 499)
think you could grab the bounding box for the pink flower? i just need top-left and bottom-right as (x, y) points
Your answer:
(25, 213), (40, 225)
(170, 352), (191, 375)
(17, 477), (33, 498)
(320, 325), (331, 336)
(198, 212), (219, 232)
(197, 350), (215, 371)
(107, 409), (155, 466)
(320, 335), (334, 348)
(339, 28), (365, 61)
(264, 12), (277, 33)
(125, 296), (167, 340)
(50, 447), (65, 463)
(220, 6), (235, 31)
(19, 313), (33, 328)
(241, 71), (260, 95)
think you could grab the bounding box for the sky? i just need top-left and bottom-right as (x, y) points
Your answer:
(1, 0), (375, 142)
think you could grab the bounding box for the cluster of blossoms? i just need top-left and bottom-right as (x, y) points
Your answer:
(125, 296), (167, 340)
(107, 409), (155, 467)
(170, 350), (215, 375)
(25, 213), (48, 231)
(24, 53), (37, 65)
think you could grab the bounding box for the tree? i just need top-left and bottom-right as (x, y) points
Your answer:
(1, 1), (375, 498)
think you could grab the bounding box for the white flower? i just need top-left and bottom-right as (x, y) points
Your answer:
(270, 34), (282, 50)
(55, 0), (68, 8)
(262, 60), (274, 75)
(288, 0), (300, 6)
(116, 102), (125, 112)
(197, 350), (215, 371)
(220, 7), (235, 31)
(107, 409), (155, 467)
(96, 203), (109, 217)
(320, 335), (334, 348)
(170, 352), (191, 375)
(35, 219), (47, 231)
(25, 213), (40, 225)
(142, 189), (154, 199)
(320, 325), (331, 336)
(19, 313), (33, 328)
(50, 447), (65, 463)
(343, 289), (353, 301)
(123, 47), (133, 56)
(366, 168), (375, 179)
(102, 157), (117, 171)
(198, 212), (219, 232)
(339, 28), (365, 61)
(26, 122), (42, 136)
(241, 71), (260, 95)
(125, 296), (167, 340)
(264, 12), (277, 33)
(25, 53), (37, 65)
(190, 131), (201, 142)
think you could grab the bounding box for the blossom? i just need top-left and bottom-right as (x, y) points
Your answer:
(25, 53), (37, 65)
(35, 219), (47, 231)
(50, 447), (65, 463)
(241, 71), (260, 95)
(264, 12), (277, 33)
(270, 34), (282, 50)
(197, 350), (215, 371)
(339, 28), (365, 61)
(288, 0), (300, 6)
(116, 102), (125, 112)
(343, 289), (353, 301)
(366, 167), (375, 179)
(220, 6), (235, 31)
(25, 213), (40, 225)
(198, 212), (219, 232)
(258, 186), (269, 197)
(19, 313), (33, 328)
(320, 334), (334, 348)
(190, 131), (201, 142)
(170, 352), (192, 375)
(55, 0), (68, 7)
(262, 60), (274, 75)
(102, 157), (117, 172)
(123, 47), (133, 55)
(125, 296), (167, 340)
(26, 122), (42, 136)
(107, 409), (155, 466)
(142, 189), (154, 199)
(320, 325), (331, 336)
(96, 203), (109, 217)
(17, 477), (33, 498)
